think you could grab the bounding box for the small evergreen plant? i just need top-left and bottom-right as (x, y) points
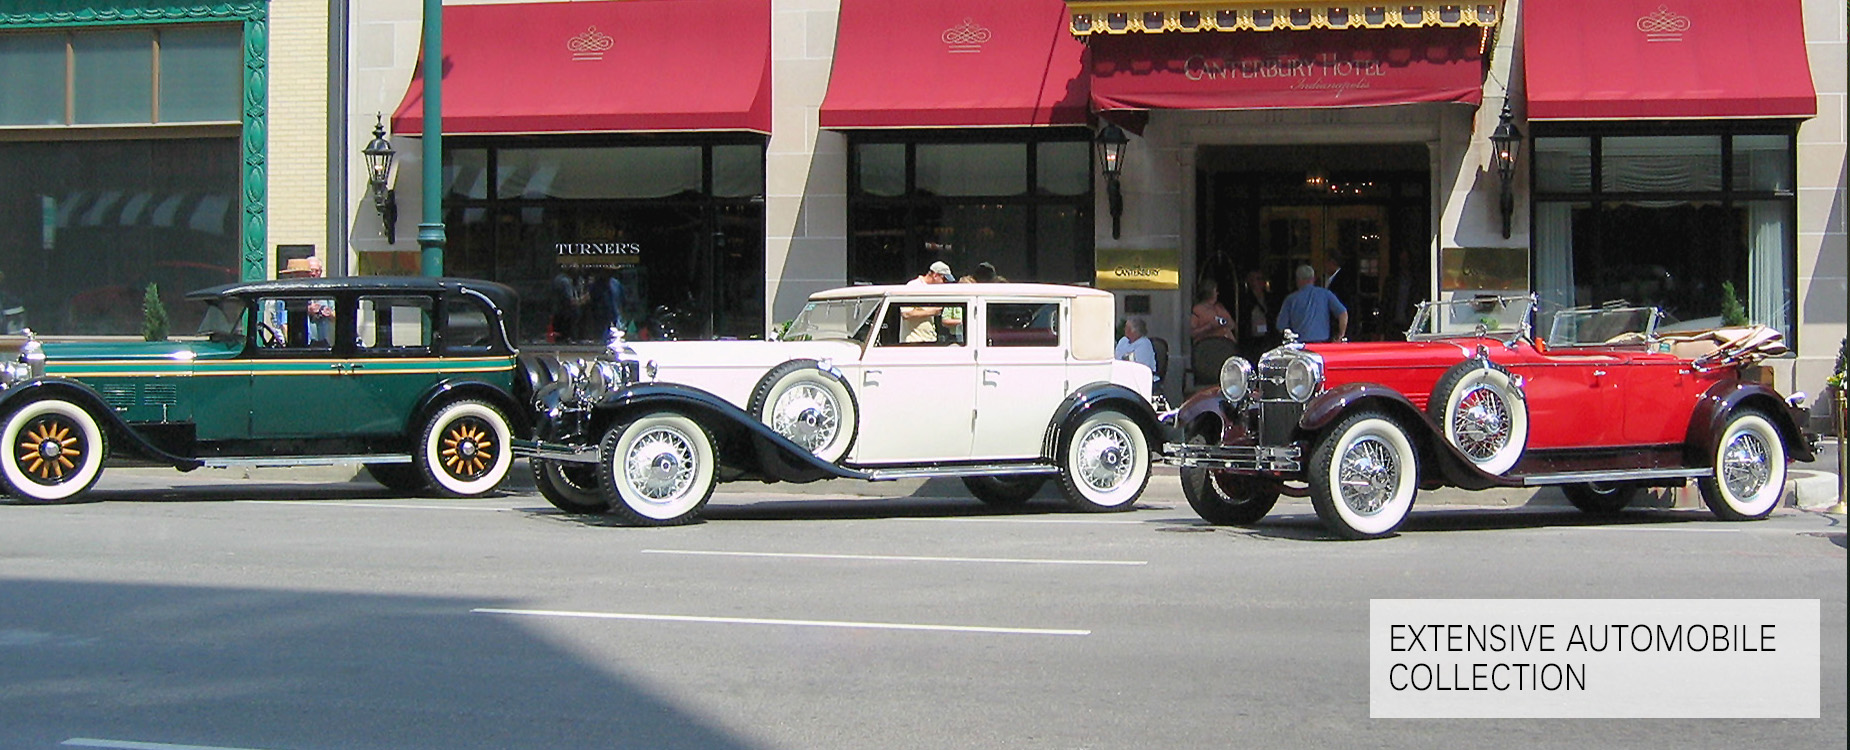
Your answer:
(142, 283), (170, 342)
(1719, 281), (1749, 327)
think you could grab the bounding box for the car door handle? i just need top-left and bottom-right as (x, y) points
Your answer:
(347, 363), (365, 371)
(983, 368), (1001, 385)
(863, 369), (881, 387)
(1592, 369), (1607, 377)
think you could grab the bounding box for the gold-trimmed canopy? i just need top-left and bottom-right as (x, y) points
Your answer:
(1065, 2), (1501, 35)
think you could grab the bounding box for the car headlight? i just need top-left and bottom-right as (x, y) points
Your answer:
(1219, 356), (1252, 406)
(1283, 357), (1321, 402)
(0, 361), (29, 384)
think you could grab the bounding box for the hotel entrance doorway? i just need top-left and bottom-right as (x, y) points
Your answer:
(1196, 144), (1431, 344)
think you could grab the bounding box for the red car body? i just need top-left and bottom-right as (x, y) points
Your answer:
(1165, 299), (1816, 539)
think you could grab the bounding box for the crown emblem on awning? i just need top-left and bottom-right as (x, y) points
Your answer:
(1636, 5), (1691, 43)
(942, 18), (992, 53)
(568, 26), (615, 61)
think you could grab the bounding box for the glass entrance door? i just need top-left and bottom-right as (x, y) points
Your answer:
(1258, 205), (1392, 340)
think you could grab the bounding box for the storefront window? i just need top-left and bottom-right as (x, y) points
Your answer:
(1531, 126), (1797, 341)
(2, 25), (240, 127)
(0, 138), (241, 336)
(848, 129), (1093, 285)
(440, 138), (766, 343)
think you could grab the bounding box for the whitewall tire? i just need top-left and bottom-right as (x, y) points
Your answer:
(1, 398), (107, 502)
(1057, 410), (1150, 512)
(418, 400), (514, 497)
(598, 412), (716, 526)
(1309, 410), (1419, 539)
(1697, 410), (1786, 521)
(1429, 361), (1528, 475)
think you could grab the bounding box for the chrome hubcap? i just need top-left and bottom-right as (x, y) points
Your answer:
(627, 427), (696, 501)
(1338, 435), (1399, 516)
(1721, 431), (1771, 498)
(1076, 423), (1133, 492)
(772, 384), (839, 452)
(1452, 385), (1511, 461)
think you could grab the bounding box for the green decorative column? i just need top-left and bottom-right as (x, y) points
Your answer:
(418, 0), (444, 277)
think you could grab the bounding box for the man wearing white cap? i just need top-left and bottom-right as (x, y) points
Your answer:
(901, 261), (956, 343)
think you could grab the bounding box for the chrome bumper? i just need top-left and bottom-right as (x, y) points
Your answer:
(1159, 442), (1301, 473)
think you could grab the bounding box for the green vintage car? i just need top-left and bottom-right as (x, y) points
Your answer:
(0, 277), (527, 502)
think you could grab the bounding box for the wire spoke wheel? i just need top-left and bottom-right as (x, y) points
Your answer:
(1075, 421), (1134, 493)
(1720, 430), (1771, 499)
(1450, 385), (1511, 461)
(624, 426), (699, 502)
(770, 383), (840, 453)
(1336, 435), (1400, 516)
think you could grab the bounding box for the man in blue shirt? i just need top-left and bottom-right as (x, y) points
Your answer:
(1276, 264), (1348, 343)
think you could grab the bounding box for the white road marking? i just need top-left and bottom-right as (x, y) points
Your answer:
(239, 500), (506, 512)
(640, 549), (1145, 566)
(890, 516), (1151, 525)
(472, 608), (1089, 636)
(63, 739), (278, 750)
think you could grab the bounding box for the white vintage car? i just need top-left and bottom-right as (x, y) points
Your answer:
(516, 283), (1161, 525)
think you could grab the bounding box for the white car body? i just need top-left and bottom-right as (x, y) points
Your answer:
(627, 283), (1153, 466)
(519, 283), (1163, 525)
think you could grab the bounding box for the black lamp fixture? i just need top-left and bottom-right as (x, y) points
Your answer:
(1489, 101), (1524, 239)
(1095, 122), (1130, 239)
(362, 114), (399, 245)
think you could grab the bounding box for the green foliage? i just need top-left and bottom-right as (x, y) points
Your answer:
(1719, 281), (1749, 327)
(773, 320), (793, 341)
(141, 283), (169, 342)
(1828, 337), (1847, 391)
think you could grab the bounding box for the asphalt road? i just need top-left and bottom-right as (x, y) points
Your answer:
(2, 466), (1844, 750)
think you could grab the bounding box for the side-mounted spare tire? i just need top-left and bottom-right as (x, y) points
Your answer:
(1428, 359), (1529, 475)
(748, 360), (859, 464)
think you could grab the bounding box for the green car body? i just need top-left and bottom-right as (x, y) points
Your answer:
(0, 277), (528, 502)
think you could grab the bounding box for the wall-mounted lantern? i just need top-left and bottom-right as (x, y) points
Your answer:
(1096, 123), (1131, 240)
(362, 114), (399, 245)
(1489, 101), (1524, 239)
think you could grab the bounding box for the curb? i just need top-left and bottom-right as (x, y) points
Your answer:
(1789, 469), (1843, 511)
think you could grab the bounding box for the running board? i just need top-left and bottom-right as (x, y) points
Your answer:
(196, 454), (411, 469)
(1518, 468), (1708, 486)
(856, 464), (1061, 481)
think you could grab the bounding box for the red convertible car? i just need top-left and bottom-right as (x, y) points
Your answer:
(1165, 296), (1817, 539)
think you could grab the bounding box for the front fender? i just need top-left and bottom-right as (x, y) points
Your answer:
(588, 382), (868, 483)
(1686, 381), (1815, 464)
(411, 378), (531, 438)
(1042, 382), (1163, 461)
(0, 378), (201, 469)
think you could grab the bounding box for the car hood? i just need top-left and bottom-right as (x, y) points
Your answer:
(625, 339), (865, 368)
(36, 339), (242, 362)
(1302, 340), (1481, 370)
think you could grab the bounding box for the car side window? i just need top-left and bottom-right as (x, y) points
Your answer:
(875, 301), (967, 347)
(357, 296), (433, 355)
(986, 302), (1060, 347)
(256, 296), (336, 352)
(442, 294), (498, 355)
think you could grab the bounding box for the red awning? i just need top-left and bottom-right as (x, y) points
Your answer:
(819, 0), (1088, 128)
(1089, 27), (1487, 115)
(1523, 0), (1816, 120)
(391, 0), (770, 136)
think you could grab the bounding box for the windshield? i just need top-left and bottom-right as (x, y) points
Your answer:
(195, 298), (248, 344)
(1405, 295), (1534, 341)
(782, 296), (884, 342)
(1545, 305), (1663, 348)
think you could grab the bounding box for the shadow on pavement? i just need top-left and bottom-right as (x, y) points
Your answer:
(1166, 506), (1751, 542)
(0, 579), (764, 750)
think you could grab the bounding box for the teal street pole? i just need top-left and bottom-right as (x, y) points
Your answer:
(418, 0), (445, 277)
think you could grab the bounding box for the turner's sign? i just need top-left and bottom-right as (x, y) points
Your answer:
(555, 242), (640, 267)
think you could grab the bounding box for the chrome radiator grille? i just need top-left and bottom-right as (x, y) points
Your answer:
(1255, 358), (1302, 446)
